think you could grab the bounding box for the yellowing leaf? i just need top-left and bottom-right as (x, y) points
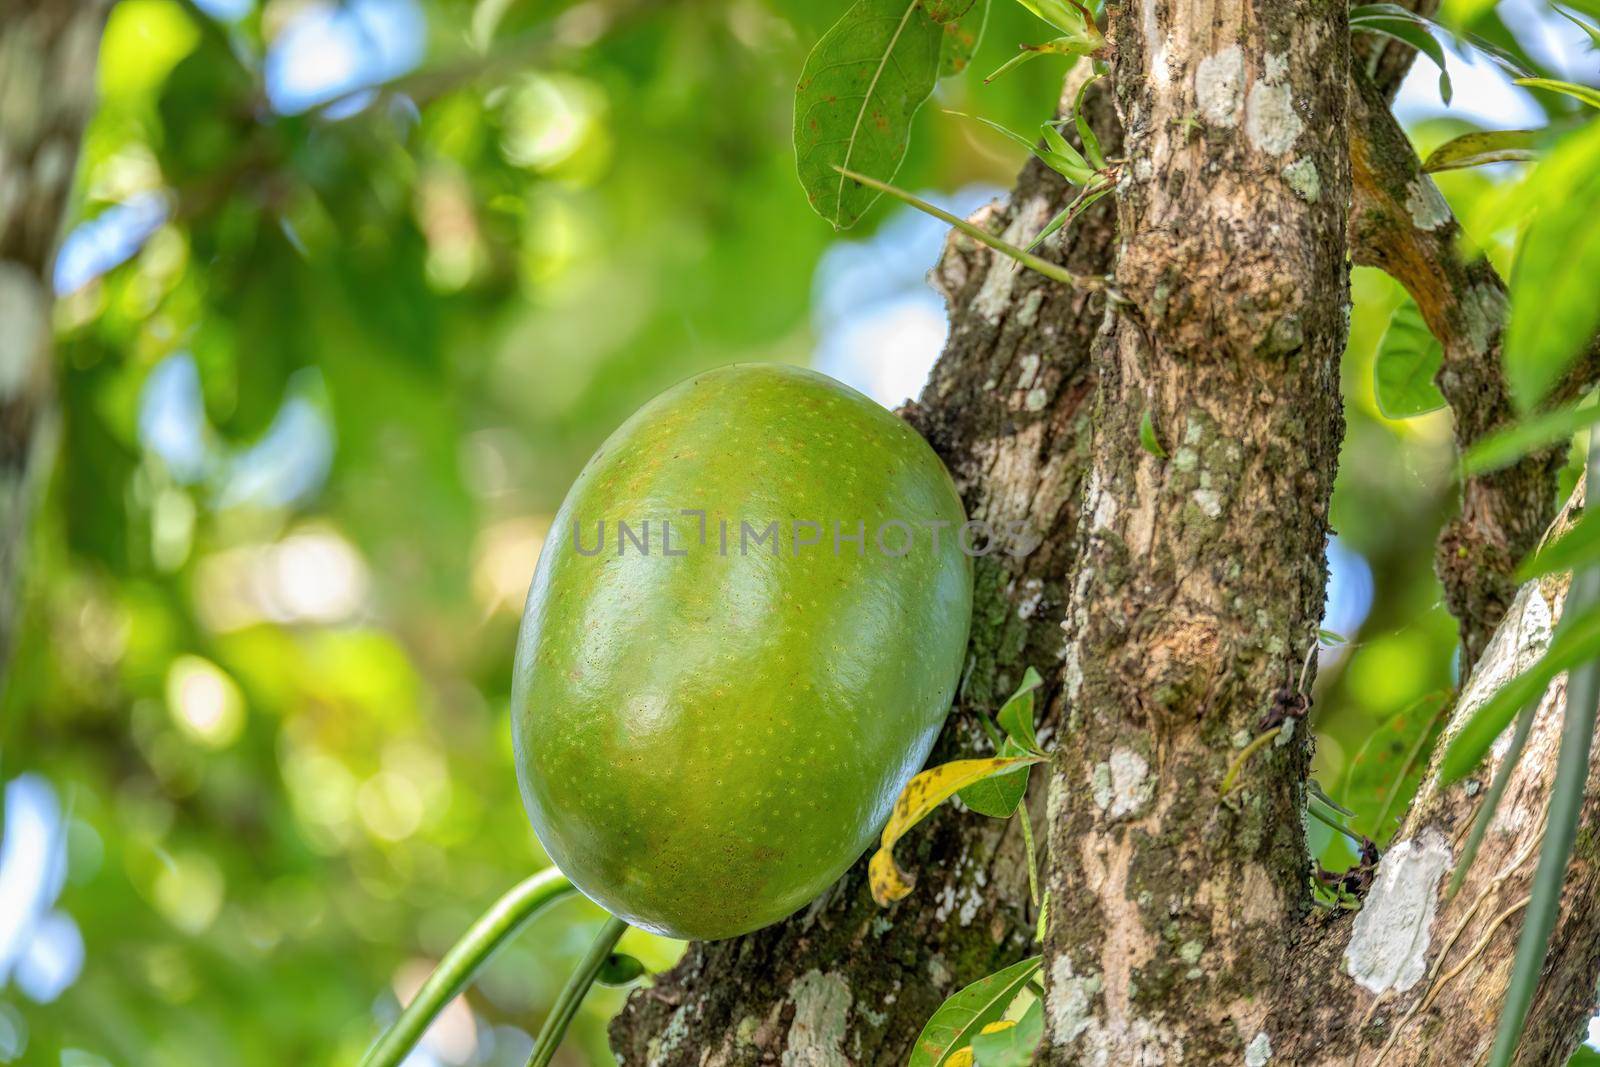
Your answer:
(870, 755), (1044, 905)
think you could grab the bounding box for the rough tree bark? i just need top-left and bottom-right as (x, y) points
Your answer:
(0, 0), (110, 687)
(1039, 0), (1350, 1060)
(612, 4), (1600, 1066)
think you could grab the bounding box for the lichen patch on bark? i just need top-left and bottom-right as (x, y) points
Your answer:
(1342, 828), (1452, 994)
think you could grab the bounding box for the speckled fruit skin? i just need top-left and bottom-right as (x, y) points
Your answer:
(511, 363), (973, 941)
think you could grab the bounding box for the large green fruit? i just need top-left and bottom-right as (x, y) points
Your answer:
(512, 363), (973, 940)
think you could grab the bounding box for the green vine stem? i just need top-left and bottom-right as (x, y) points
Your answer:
(525, 914), (631, 1067)
(361, 868), (576, 1067)
(830, 166), (1105, 290)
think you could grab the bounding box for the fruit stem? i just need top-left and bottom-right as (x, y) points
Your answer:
(526, 914), (632, 1067)
(360, 868), (575, 1067)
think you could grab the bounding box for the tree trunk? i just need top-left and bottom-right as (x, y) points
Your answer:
(0, 0), (110, 687)
(611, 4), (1600, 1064)
(1040, 0), (1350, 1059)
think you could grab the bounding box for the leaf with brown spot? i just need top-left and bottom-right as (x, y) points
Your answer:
(869, 755), (1045, 904)
(794, 0), (945, 229)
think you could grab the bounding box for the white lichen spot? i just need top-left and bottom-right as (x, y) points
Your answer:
(1263, 51), (1289, 82)
(1245, 80), (1302, 156)
(1232, 728), (1252, 748)
(1172, 447), (1199, 473)
(1087, 467), (1118, 532)
(647, 1003), (693, 1065)
(1195, 45), (1245, 127)
(782, 971), (853, 1067)
(1091, 760), (1113, 812)
(1134, 157), (1155, 182)
(1343, 827), (1452, 994)
(1017, 578), (1045, 620)
(1245, 1030), (1273, 1067)
(1047, 955), (1103, 1045)
(1404, 177), (1452, 231)
(974, 199), (1049, 322)
(1281, 158), (1320, 202)
(1025, 386), (1049, 412)
(1275, 718), (1295, 746)
(1191, 488), (1223, 519)
(1016, 289), (1045, 328)
(927, 954), (951, 987)
(1141, 0), (1170, 89)
(1099, 747), (1151, 819)
(1017, 352), (1042, 389)
(1178, 940), (1204, 964)
(957, 883), (984, 926)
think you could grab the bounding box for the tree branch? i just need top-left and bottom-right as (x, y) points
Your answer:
(0, 0), (112, 690)
(1274, 491), (1600, 1065)
(1346, 68), (1562, 669)
(1348, 67), (1600, 669)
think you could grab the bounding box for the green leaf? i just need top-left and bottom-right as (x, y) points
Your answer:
(1504, 121), (1600, 410)
(1486, 441), (1600, 1067)
(1014, 0), (1093, 36)
(924, 0), (976, 21)
(1373, 299), (1446, 419)
(996, 666), (1044, 752)
(1569, 1044), (1600, 1066)
(596, 952), (647, 986)
(908, 955), (1042, 1067)
(794, 0), (945, 229)
(1439, 597), (1600, 784)
(960, 738), (1032, 816)
(938, 0), (990, 76)
(1554, 5), (1600, 51)
(1139, 409), (1167, 457)
(971, 999), (1043, 1067)
(1464, 399), (1600, 474)
(1518, 508), (1600, 581)
(1350, 7), (1453, 103)
(1421, 128), (1540, 173)
(1071, 72), (1106, 170)
(1515, 76), (1600, 110)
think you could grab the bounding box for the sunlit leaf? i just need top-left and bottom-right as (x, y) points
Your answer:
(908, 955), (1042, 1067)
(971, 999), (1043, 1067)
(794, 0), (945, 229)
(1421, 129), (1540, 173)
(1373, 299), (1446, 419)
(1463, 398), (1600, 474)
(1515, 76), (1600, 110)
(1504, 121), (1600, 410)
(870, 755), (1047, 904)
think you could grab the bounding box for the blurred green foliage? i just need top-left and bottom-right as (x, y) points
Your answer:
(2, 0), (1596, 1063)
